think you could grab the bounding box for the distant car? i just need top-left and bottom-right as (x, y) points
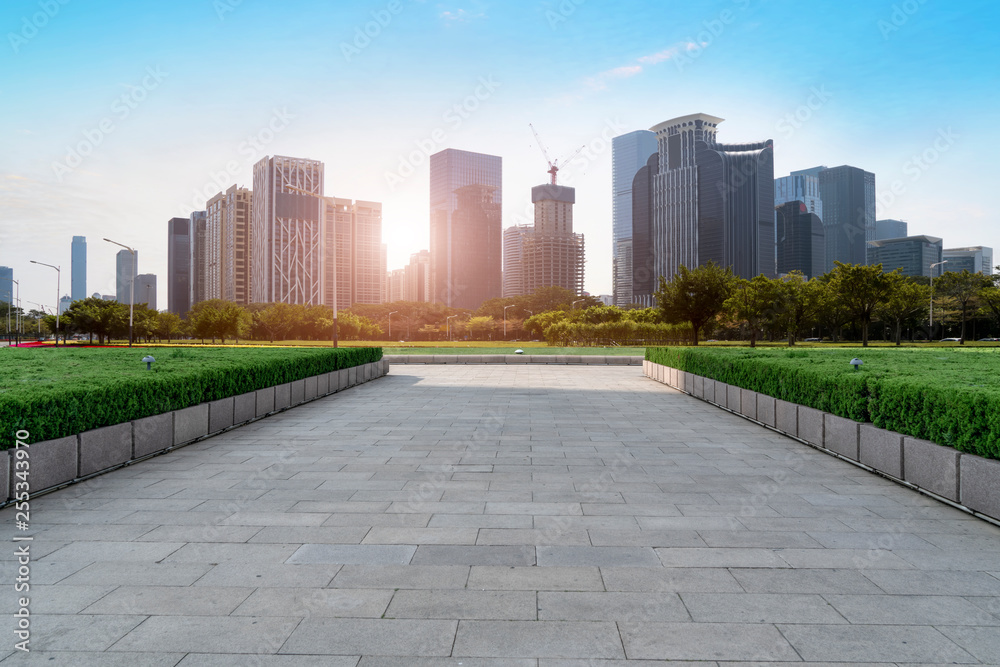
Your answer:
(940, 337), (961, 342)
(978, 337), (1000, 342)
(804, 337), (821, 342)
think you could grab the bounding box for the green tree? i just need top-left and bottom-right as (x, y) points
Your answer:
(154, 311), (183, 342)
(724, 275), (779, 348)
(466, 316), (496, 340)
(936, 270), (992, 344)
(875, 275), (930, 345)
(829, 262), (899, 347)
(655, 262), (735, 346)
(254, 303), (296, 343)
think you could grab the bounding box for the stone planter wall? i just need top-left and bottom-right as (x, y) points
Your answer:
(2, 359), (389, 503)
(643, 360), (1000, 523)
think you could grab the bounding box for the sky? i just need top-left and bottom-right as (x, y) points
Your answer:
(2, 0), (998, 311)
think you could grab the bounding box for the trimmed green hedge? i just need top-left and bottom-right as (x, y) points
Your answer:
(646, 347), (1000, 459)
(0, 346), (382, 447)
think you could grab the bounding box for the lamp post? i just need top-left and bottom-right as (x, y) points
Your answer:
(446, 314), (458, 341)
(29, 260), (61, 346)
(523, 309), (533, 339)
(11, 279), (20, 346)
(387, 311), (398, 340)
(27, 301), (48, 337)
(930, 260), (948, 334)
(103, 238), (135, 347)
(3, 290), (10, 345)
(503, 304), (515, 339)
(572, 299), (586, 309)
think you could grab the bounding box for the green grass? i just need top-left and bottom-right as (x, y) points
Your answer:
(0, 346), (381, 446)
(647, 346), (1000, 458)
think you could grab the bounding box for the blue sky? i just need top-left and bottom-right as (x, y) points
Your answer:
(2, 0), (998, 309)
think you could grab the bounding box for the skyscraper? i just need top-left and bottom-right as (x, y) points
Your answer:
(71, 236), (87, 302)
(251, 156), (325, 305)
(404, 250), (431, 302)
(0, 266), (12, 307)
(650, 114), (775, 283)
(135, 274), (157, 310)
(115, 249), (138, 305)
(774, 170), (823, 219)
(867, 235), (943, 277)
(776, 201), (825, 279)
(167, 217), (192, 315)
(612, 130), (658, 306)
(943, 246), (994, 275)
(875, 219), (908, 241)
(630, 153), (659, 304)
(817, 165), (876, 270)
(522, 184), (585, 295)
(189, 210), (207, 307)
(502, 225), (532, 298)
(205, 191), (226, 300)
(324, 198), (384, 310)
(430, 148), (502, 309)
(205, 185), (253, 304)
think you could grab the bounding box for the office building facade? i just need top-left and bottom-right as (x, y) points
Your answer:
(0, 267), (12, 308)
(630, 153), (659, 304)
(650, 114), (775, 284)
(324, 198), (384, 311)
(59, 295), (72, 315)
(115, 249), (138, 305)
(251, 155), (325, 305)
(167, 217), (192, 315)
(502, 225), (532, 298)
(430, 149), (502, 309)
(205, 185), (253, 304)
(867, 235), (943, 277)
(189, 210), (208, 307)
(776, 201), (825, 279)
(942, 246), (993, 275)
(71, 236), (87, 302)
(135, 274), (157, 310)
(404, 250), (431, 302)
(875, 219), (908, 241)
(817, 165), (876, 270)
(612, 130), (658, 306)
(775, 171), (823, 219)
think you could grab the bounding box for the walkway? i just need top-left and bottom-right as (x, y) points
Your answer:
(2, 365), (1000, 664)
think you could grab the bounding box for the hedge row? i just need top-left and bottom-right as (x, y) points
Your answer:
(0, 346), (382, 447)
(646, 347), (1000, 459)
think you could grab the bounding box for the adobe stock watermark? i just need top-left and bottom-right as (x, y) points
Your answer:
(545, 0), (586, 29)
(775, 85), (832, 138)
(384, 76), (501, 191)
(877, 127), (958, 211)
(214, 0), (243, 21)
(51, 66), (169, 182)
(674, 0), (752, 72)
(8, 0), (70, 54)
(878, 0), (929, 39)
(180, 107), (294, 215)
(341, 0), (416, 62)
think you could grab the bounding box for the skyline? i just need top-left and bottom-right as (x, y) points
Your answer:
(2, 0), (998, 311)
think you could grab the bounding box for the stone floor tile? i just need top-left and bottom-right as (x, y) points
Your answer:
(109, 616), (301, 654)
(453, 620), (625, 659)
(538, 591), (688, 622)
(619, 622), (798, 661)
(280, 618), (457, 656)
(682, 592), (847, 624)
(385, 589), (536, 620)
(778, 624), (976, 663)
(232, 587), (393, 618)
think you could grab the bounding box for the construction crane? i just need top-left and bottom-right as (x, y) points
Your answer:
(529, 124), (586, 186)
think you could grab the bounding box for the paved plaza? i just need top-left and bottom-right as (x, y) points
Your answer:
(3, 364), (1000, 664)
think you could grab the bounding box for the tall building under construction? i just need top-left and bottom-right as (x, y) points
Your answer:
(505, 184), (585, 296)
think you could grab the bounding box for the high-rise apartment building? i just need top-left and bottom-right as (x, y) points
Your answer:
(404, 250), (431, 302)
(71, 236), (87, 302)
(167, 217), (192, 315)
(776, 201), (825, 279)
(943, 246), (994, 275)
(430, 149), (502, 309)
(205, 191), (225, 300)
(251, 156), (325, 305)
(388, 269), (406, 302)
(135, 274), (157, 310)
(521, 184), (584, 295)
(612, 130), (658, 306)
(502, 225), (532, 298)
(867, 235), (943, 277)
(816, 165), (876, 270)
(115, 249), (138, 305)
(875, 219), (908, 241)
(650, 114), (775, 285)
(205, 185), (253, 304)
(323, 198), (384, 310)
(189, 210), (208, 307)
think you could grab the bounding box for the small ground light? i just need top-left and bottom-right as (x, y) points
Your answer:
(143, 355), (156, 370)
(515, 349), (524, 354)
(850, 358), (863, 371)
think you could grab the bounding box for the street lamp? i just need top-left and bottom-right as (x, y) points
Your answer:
(29, 260), (61, 346)
(572, 299), (586, 309)
(27, 301), (49, 337)
(103, 238), (135, 347)
(446, 314), (458, 341)
(3, 290), (10, 345)
(503, 304), (515, 339)
(930, 260), (948, 333)
(10, 279), (20, 346)
(387, 311), (398, 340)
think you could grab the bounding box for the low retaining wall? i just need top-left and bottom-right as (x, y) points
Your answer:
(644, 360), (1000, 523)
(386, 354), (643, 365)
(3, 359), (389, 504)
